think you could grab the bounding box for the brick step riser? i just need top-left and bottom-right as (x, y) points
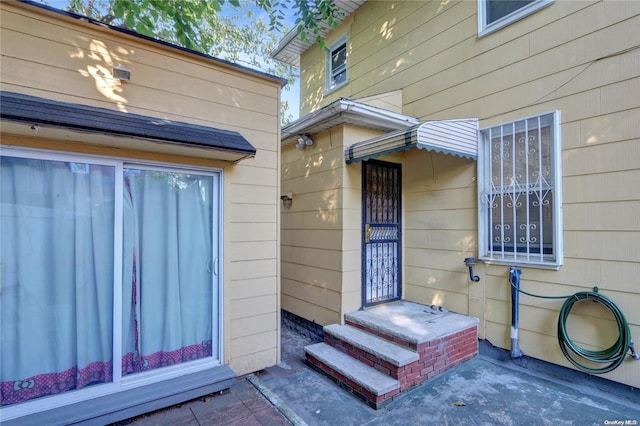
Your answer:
(307, 328), (479, 409)
(332, 322), (479, 391)
(414, 327), (479, 383)
(324, 333), (413, 381)
(305, 352), (400, 410)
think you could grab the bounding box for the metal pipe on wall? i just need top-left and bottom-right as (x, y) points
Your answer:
(509, 267), (524, 359)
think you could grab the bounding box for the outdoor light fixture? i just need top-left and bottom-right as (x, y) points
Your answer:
(464, 257), (480, 282)
(296, 135), (313, 150)
(281, 192), (293, 208)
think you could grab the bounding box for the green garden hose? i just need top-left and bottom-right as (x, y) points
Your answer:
(509, 272), (638, 374)
(557, 289), (634, 374)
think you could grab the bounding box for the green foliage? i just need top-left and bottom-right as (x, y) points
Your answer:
(61, 0), (339, 53)
(293, 0), (343, 48)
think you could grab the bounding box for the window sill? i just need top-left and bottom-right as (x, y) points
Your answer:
(480, 257), (562, 271)
(323, 80), (349, 97)
(478, 0), (554, 39)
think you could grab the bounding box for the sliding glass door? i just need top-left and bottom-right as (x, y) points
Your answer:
(0, 150), (221, 411)
(122, 168), (218, 375)
(1, 156), (116, 405)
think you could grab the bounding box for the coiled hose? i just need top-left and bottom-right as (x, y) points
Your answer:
(509, 271), (638, 374)
(558, 290), (633, 374)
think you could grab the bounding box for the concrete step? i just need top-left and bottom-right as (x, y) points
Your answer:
(324, 324), (419, 368)
(305, 342), (400, 408)
(306, 301), (480, 409)
(344, 300), (479, 350)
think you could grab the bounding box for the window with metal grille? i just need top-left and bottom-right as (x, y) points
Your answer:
(326, 34), (347, 92)
(478, 0), (554, 37)
(478, 111), (563, 268)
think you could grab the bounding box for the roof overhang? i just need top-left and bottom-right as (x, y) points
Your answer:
(0, 91), (257, 162)
(270, 0), (367, 67)
(345, 118), (479, 164)
(282, 98), (419, 146)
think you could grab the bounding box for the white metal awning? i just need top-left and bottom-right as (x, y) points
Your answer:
(344, 118), (479, 164)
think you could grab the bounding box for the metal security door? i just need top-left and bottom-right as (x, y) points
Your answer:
(362, 160), (401, 307)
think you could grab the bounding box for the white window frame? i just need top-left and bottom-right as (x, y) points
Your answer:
(478, 0), (554, 38)
(0, 147), (224, 420)
(325, 33), (348, 94)
(477, 111), (563, 269)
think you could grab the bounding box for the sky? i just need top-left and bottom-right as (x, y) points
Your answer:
(229, 4), (301, 120)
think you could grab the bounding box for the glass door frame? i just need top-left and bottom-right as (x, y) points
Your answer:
(0, 147), (224, 419)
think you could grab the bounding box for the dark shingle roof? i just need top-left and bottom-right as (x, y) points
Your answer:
(1, 91), (256, 161)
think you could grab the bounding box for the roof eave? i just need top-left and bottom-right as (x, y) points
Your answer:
(281, 98), (419, 146)
(270, 28), (302, 67)
(269, 0), (367, 67)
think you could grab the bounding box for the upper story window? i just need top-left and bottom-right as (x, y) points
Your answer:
(326, 34), (348, 93)
(478, 0), (554, 37)
(478, 111), (563, 269)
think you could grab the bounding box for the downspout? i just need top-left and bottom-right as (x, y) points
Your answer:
(509, 266), (524, 359)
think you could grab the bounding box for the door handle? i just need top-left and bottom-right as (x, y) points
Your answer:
(207, 258), (219, 275)
(365, 224), (371, 243)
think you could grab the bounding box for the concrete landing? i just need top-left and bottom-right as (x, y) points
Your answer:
(345, 300), (479, 346)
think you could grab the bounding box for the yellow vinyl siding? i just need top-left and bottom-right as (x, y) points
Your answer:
(355, 90), (403, 113)
(1, 5), (280, 135)
(402, 148), (476, 318)
(293, 0), (640, 387)
(281, 125), (387, 325)
(1, 1), (282, 376)
(281, 129), (346, 325)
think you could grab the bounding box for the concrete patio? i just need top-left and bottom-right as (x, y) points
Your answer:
(121, 319), (640, 426)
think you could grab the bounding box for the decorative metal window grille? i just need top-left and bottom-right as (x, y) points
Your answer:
(479, 112), (562, 267)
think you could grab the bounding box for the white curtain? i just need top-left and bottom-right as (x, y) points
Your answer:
(121, 169), (214, 375)
(0, 157), (115, 406)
